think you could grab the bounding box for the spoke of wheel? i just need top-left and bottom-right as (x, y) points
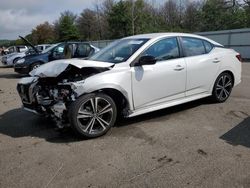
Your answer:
(224, 89), (229, 97)
(98, 105), (112, 115)
(98, 103), (110, 113)
(89, 119), (95, 133)
(218, 89), (224, 99)
(218, 77), (223, 86)
(97, 117), (110, 126)
(222, 76), (227, 86)
(225, 81), (232, 88)
(96, 118), (106, 130)
(90, 98), (96, 113)
(95, 97), (99, 113)
(216, 84), (223, 90)
(84, 118), (95, 132)
(77, 110), (93, 119)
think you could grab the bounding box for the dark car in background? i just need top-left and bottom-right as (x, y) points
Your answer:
(14, 39), (99, 74)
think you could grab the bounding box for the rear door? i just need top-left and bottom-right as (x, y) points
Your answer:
(180, 37), (221, 96)
(74, 43), (92, 58)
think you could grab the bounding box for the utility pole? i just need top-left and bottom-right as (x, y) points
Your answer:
(131, 0), (135, 35)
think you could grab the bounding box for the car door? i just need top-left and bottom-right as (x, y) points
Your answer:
(131, 37), (186, 109)
(49, 43), (66, 61)
(180, 37), (221, 96)
(74, 43), (92, 58)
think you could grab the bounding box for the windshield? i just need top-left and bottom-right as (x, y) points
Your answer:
(89, 38), (149, 63)
(42, 44), (58, 54)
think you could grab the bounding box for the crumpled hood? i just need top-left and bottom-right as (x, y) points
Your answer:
(29, 59), (114, 77)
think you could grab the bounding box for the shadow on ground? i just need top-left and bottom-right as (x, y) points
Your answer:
(117, 97), (213, 127)
(0, 98), (213, 143)
(220, 117), (250, 148)
(0, 72), (26, 79)
(0, 108), (81, 143)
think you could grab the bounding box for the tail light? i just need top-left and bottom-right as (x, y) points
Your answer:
(236, 54), (242, 62)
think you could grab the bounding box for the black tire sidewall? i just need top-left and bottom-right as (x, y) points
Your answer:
(69, 93), (117, 138)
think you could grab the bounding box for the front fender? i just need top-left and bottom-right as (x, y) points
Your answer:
(71, 68), (134, 110)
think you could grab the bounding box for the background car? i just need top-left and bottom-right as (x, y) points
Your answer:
(1, 44), (31, 66)
(16, 33), (241, 138)
(14, 41), (99, 74)
(35, 44), (52, 52)
(1, 51), (27, 66)
(3, 45), (28, 55)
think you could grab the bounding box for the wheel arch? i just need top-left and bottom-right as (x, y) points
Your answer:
(98, 88), (130, 117)
(13, 57), (22, 63)
(77, 86), (132, 117)
(29, 60), (45, 71)
(210, 69), (235, 94)
(217, 70), (235, 87)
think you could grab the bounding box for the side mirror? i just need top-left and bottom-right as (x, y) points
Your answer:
(135, 55), (157, 66)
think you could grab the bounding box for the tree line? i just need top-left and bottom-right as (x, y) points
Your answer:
(12, 0), (250, 45)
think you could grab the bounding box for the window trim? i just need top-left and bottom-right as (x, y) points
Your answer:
(179, 37), (215, 57)
(130, 36), (182, 67)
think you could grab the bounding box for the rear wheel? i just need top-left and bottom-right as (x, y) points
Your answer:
(69, 93), (117, 138)
(212, 72), (233, 103)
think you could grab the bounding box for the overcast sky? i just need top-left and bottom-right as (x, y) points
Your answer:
(0, 0), (194, 40)
(0, 0), (103, 40)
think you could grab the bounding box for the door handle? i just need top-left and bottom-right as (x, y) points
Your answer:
(213, 58), (220, 63)
(174, 65), (184, 71)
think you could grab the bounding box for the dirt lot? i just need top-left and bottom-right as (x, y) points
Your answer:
(0, 64), (250, 188)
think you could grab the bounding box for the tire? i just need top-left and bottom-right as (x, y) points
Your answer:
(69, 93), (117, 138)
(211, 72), (233, 103)
(30, 62), (41, 71)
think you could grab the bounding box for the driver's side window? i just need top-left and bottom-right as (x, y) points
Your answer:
(142, 37), (180, 62)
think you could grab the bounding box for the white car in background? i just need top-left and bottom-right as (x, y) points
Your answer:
(35, 44), (52, 52)
(3, 45), (28, 55)
(1, 45), (29, 66)
(1, 44), (52, 66)
(17, 33), (242, 138)
(1, 50), (27, 66)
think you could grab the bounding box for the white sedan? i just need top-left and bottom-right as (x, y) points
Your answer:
(17, 33), (242, 138)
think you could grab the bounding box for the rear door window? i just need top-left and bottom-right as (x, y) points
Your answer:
(203, 40), (213, 53)
(181, 37), (206, 57)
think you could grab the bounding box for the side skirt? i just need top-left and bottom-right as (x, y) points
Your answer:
(128, 93), (211, 118)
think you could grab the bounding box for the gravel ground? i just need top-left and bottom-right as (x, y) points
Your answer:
(0, 64), (250, 188)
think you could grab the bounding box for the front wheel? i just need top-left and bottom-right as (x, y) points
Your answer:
(13, 57), (21, 65)
(30, 62), (41, 71)
(212, 72), (233, 103)
(69, 93), (117, 138)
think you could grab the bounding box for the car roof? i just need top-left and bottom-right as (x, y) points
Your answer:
(124, 32), (222, 46)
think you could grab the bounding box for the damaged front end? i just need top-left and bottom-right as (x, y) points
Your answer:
(17, 60), (113, 128)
